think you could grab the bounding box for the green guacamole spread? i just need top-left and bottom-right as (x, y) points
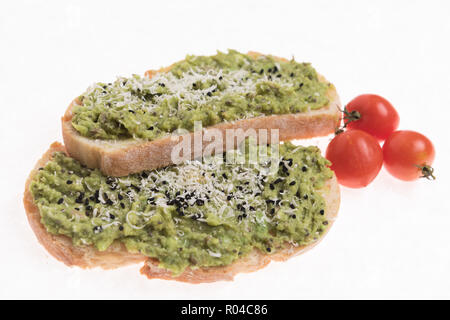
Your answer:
(72, 50), (331, 140)
(30, 143), (333, 275)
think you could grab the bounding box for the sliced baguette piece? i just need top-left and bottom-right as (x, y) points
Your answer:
(24, 142), (340, 282)
(62, 52), (341, 177)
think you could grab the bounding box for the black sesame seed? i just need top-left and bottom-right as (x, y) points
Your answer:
(131, 184), (141, 192)
(259, 69), (264, 74)
(302, 166), (308, 172)
(276, 74), (282, 78)
(219, 76), (223, 80)
(243, 213), (248, 218)
(270, 208), (275, 215)
(120, 203), (125, 209)
(109, 214), (115, 220)
(118, 194), (123, 201)
(289, 181), (296, 186)
(159, 83), (165, 87)
(249, 206), (255, 211)
(207, 92), (212, 97)
(320, 209), (325, 215)
(299, 83), (304, 88)
(290, 203), (295, 209)
(66, 180), (73, 185)
(290, 72), (295, 77)
(266, 247), (271, 252)
(196, 199), (205, 206)
(274, 178), (283, 184)
(57, 198), (64, 205)
(303, 194), (309, 200)
(148, 126), (154, 131)
(128, 110), (135, 113)
(119, 225), (124, 231)
(268, 68), (272, 73)
(74, 208), (80, 211)
(227, 195), (232, 201)
(86, 205), (93, 211)
(291, 214), (297, 219)
(93, 226), (102, 233)
(269, 184), (275, 190)
(222, 173), (228, 179)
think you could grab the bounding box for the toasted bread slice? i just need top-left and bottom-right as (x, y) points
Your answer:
(24, 142), (339, 282)
(62, 52), (341, 177)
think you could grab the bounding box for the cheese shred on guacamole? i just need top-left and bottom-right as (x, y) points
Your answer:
(30, 143), (333, 275)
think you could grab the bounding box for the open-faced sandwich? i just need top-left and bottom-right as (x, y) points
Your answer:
(62, 50), (340, 176)
(24, 141), (339, 283)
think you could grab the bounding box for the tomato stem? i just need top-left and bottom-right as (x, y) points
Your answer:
(342, 106), (361, 126)
(335, 107), (361, 136)
(416, 164), (436, 180)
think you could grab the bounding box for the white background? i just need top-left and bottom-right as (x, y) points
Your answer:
(1, 0), (449, 299)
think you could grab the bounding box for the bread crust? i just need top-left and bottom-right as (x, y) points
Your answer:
(24, 143), (340, 282)
(62, 52), (341, 177)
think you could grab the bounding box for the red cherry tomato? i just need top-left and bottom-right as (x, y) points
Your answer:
(383, 130), (435, 181)
(344, 94), (400, 141)
(326, 130), (383, 188)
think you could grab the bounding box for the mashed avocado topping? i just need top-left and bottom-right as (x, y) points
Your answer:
(30, 143), (333, 275)
(72, 50), (331, 140)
